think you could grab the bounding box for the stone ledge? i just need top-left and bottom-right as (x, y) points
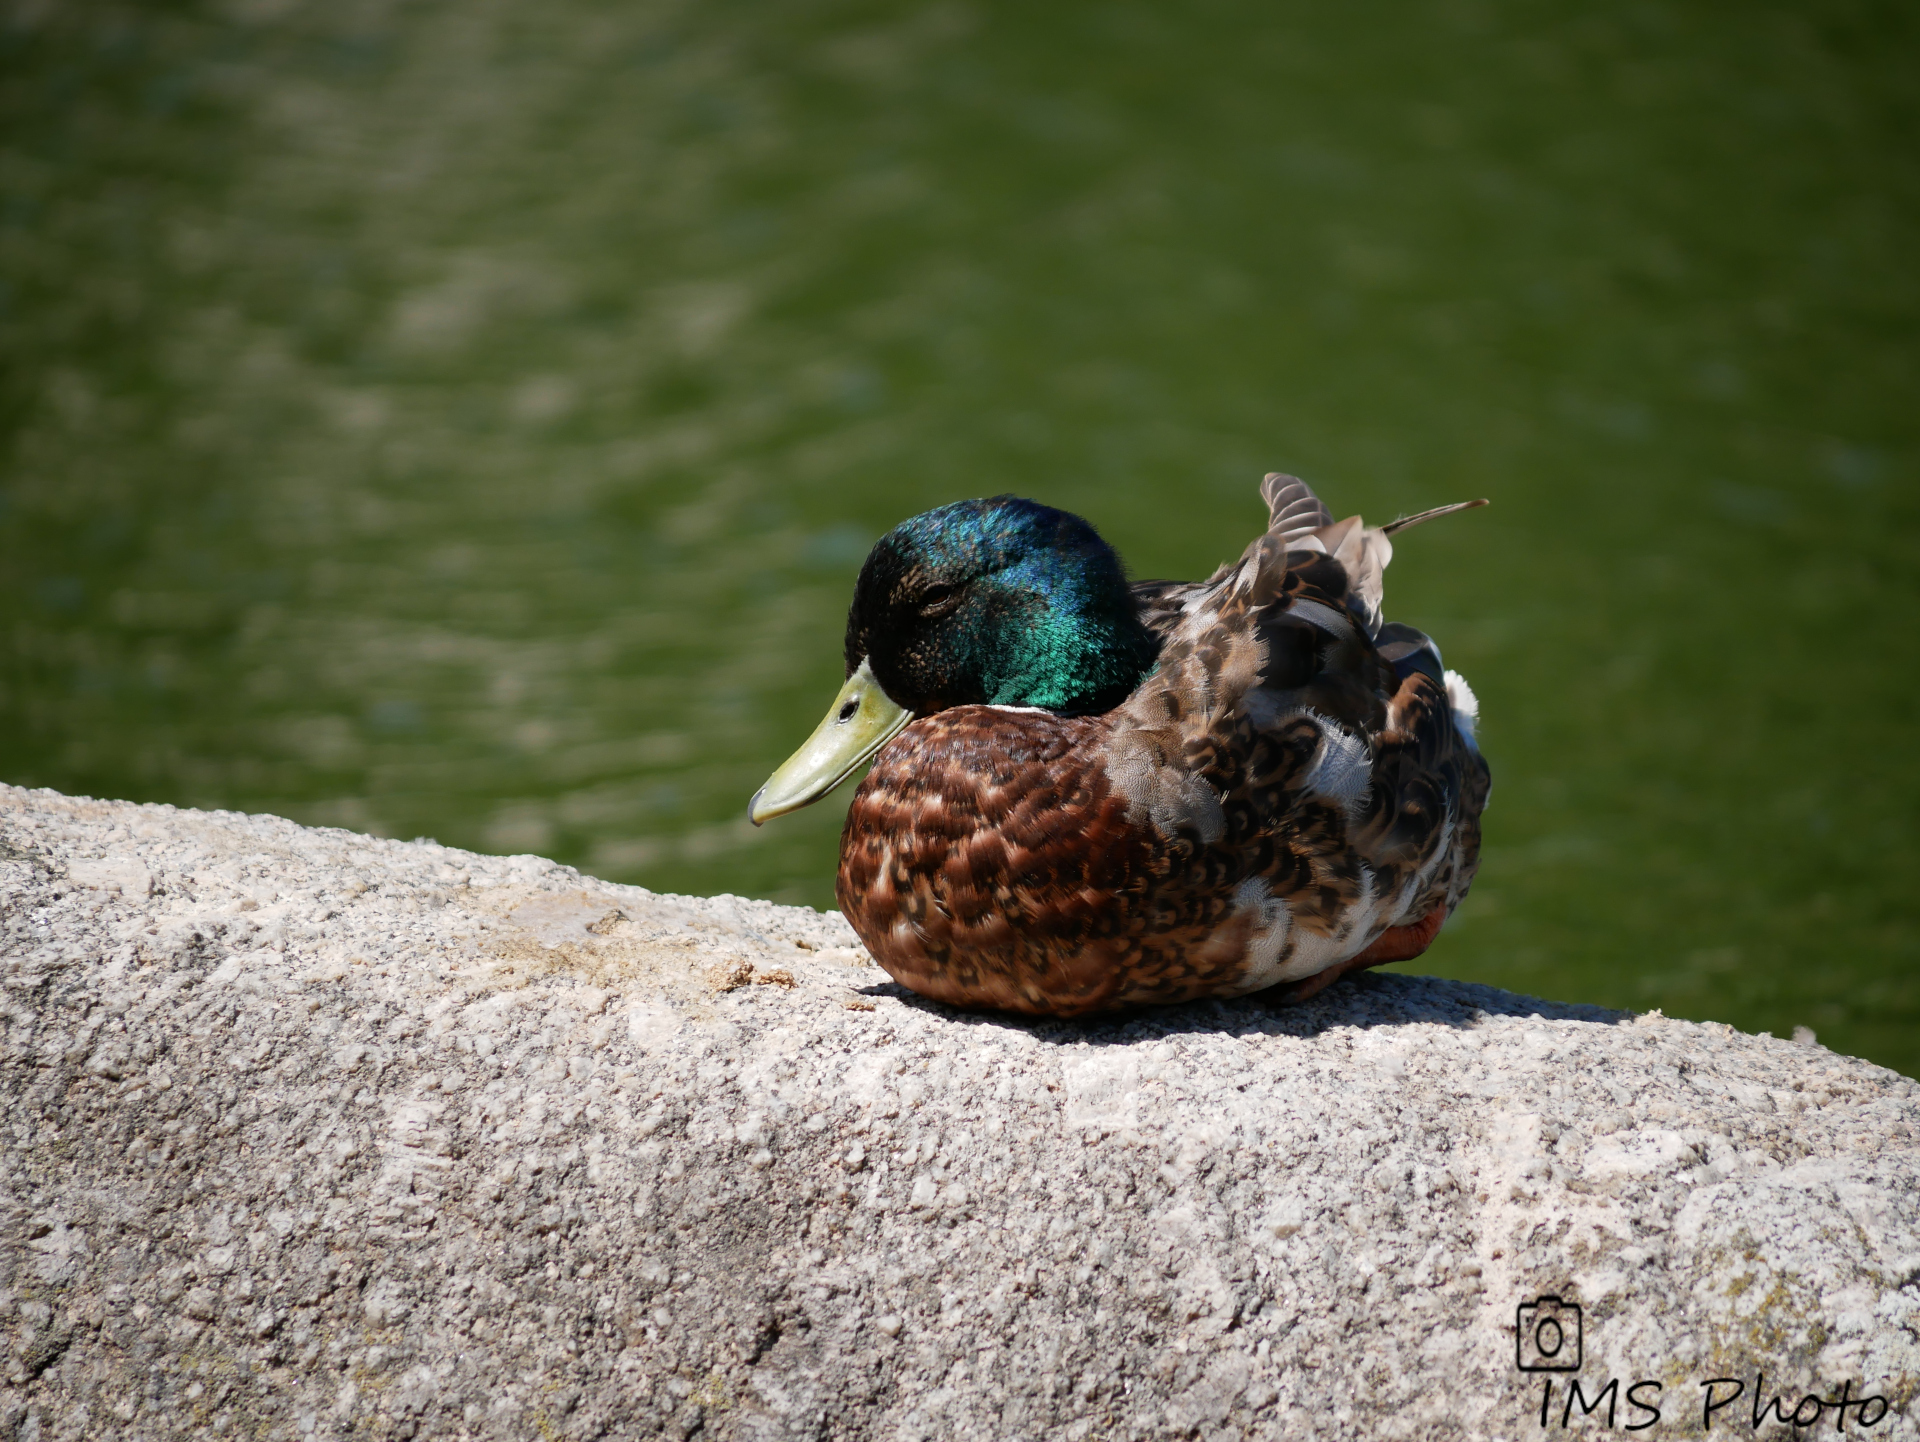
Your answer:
(1, 784), (1916, 1440)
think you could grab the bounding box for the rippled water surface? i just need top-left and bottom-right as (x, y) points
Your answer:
(4, 0), (1916, 1071)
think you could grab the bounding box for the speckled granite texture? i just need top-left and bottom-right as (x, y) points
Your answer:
(2, 785), (1916, 1440)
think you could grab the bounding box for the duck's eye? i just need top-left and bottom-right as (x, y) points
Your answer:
(917, 583), (960, 617)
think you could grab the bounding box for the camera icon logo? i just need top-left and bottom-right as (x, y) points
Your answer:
(1515, 1296), (1583, 1372)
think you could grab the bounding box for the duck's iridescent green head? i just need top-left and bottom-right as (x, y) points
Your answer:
(750, 496), (1157, 823)
(847, 496), (1156, 715)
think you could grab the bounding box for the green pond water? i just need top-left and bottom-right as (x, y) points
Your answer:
(4, 0), (1916, 1073)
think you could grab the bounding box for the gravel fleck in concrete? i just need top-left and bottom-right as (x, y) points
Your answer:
(2, 786), (1916, 1439)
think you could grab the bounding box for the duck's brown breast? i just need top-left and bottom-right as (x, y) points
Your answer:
(835, 707), (1254, 1016)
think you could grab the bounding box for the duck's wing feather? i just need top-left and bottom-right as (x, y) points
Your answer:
(1100, 525), (1488, 981)
(1129, 576), (1207, 646)
(1131, 561), (1247, 645)
(1261, 472), (1337, 542)
(1265, 474), (1394, 634)
(1261, 476), (1488, 636)
(1134, 474), (1366, 642)
(1131, 473), (1346, 643)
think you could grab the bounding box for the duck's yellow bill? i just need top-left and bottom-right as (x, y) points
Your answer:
(748, 659), (912, 824)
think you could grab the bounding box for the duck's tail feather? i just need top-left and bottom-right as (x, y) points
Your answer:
(1257, 474), (1487, 634)
(1261, 473), (1334, 543)
(1326, 520), (1394, 635)
(1381, 497), (1489, 536)
(1339, 498), (1485, 633)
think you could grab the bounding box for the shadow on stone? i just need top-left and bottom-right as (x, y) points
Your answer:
(859, 968), (1632, 1048)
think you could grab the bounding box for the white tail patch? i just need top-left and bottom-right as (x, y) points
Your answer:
(1444, 669), (1480, 748)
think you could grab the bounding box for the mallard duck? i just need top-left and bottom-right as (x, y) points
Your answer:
(750, 474), (1490, 1017)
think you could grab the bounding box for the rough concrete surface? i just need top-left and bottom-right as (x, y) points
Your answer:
(1, 785), (1916, 1441)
